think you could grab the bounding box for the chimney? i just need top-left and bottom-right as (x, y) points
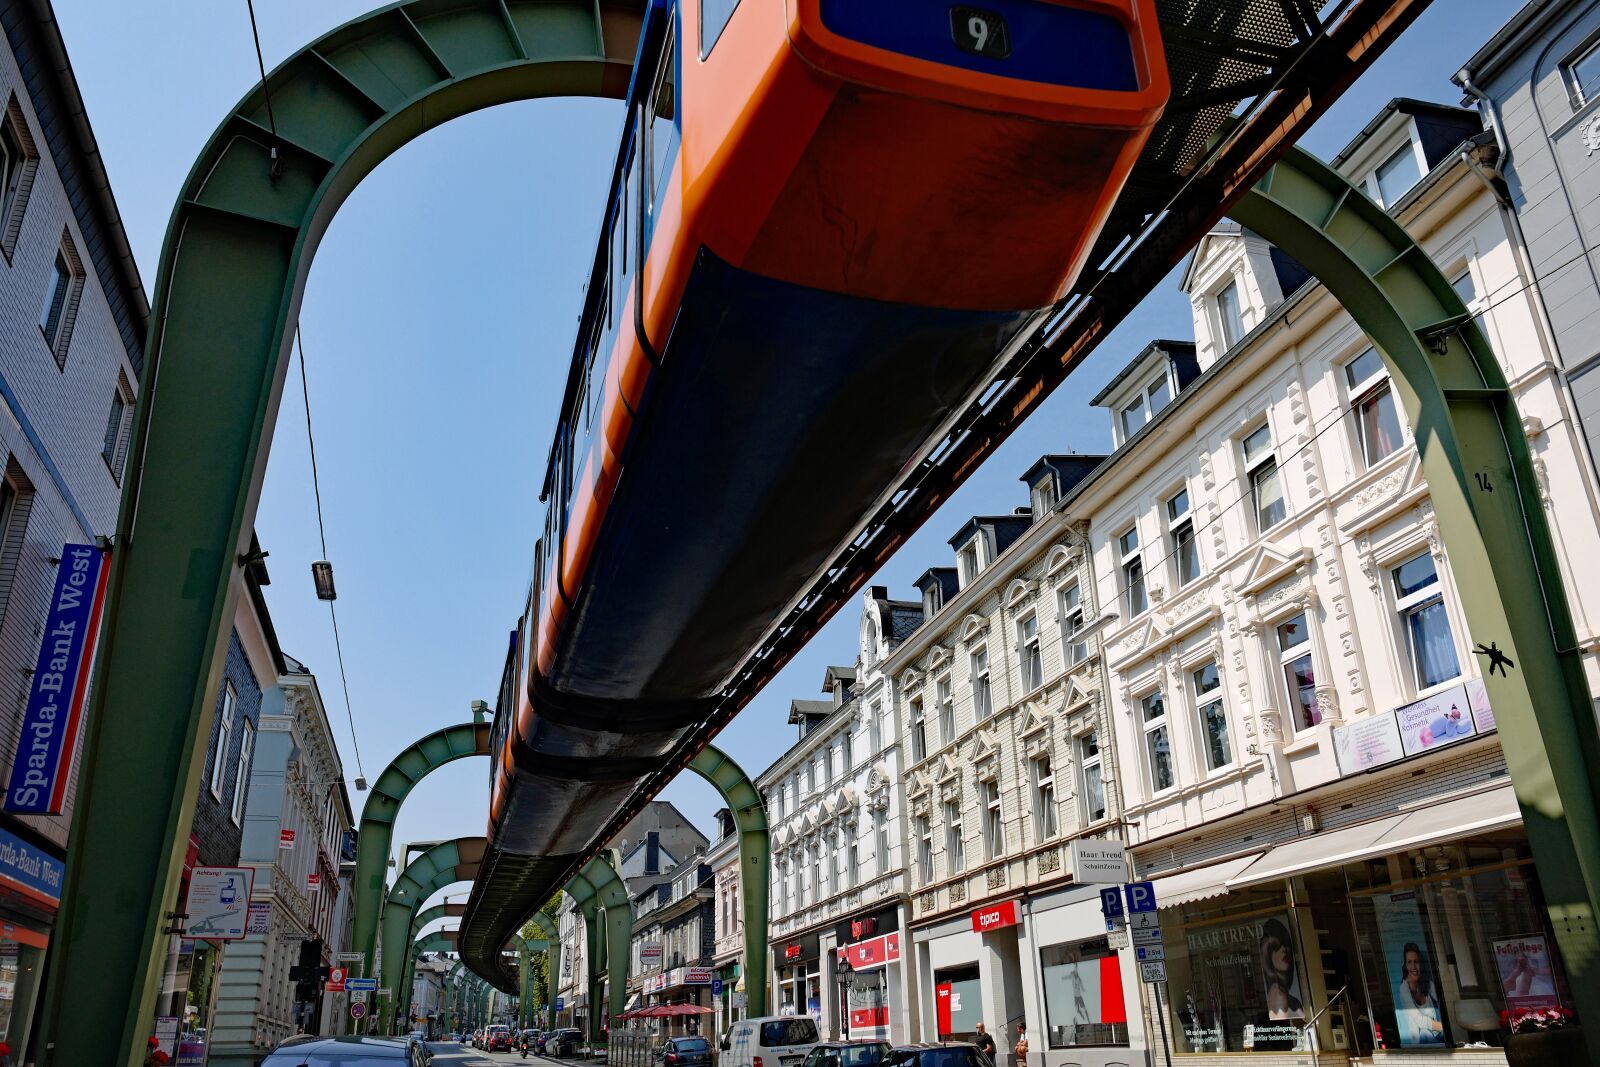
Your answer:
(646, 831), (660, 874)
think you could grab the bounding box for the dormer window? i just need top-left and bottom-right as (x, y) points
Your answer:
(1368, 141), (1422, 208)
(923, 583), (943, 620)
(1118, 375), (1172, 440)
(957, 538), (982, 586)
(1216, 280), (1245, 350)
(1030, 476), (1057, 517)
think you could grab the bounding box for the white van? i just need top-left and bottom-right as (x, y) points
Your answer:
(719, 1016), (820, 1067)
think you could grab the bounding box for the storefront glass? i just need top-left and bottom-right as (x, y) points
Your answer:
(1039, 935), (1128, 1049)
(1161, 885), (1312, 1054)
(0, 923), (46, 1061)
(934, 964), (981, 1040)
(1343, 829), (1569, 1051)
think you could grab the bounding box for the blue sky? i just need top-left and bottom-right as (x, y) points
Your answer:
(53, 0), (1522, 908)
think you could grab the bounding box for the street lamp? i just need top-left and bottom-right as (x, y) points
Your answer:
(835, 954), (853, 1042)
(312, 559), (338, 600)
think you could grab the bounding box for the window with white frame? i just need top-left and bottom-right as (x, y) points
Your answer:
(1276, 611), (1321, 731)
(981, 778), (1005, 859)
(937, 676), (955, 744)
(40, 244), (80, 363)
(805, 759), (816, 795)
(911, 696), (927, 762)
(210, 681), (236, 799)
(1567, 38), (1600, 105)
(1193, 662), (1231, 770)
(1168, 487), (1200, 587)
(812, 845), (823, 902)
(1242, 423), (1286, 531)
(1031, 753), (1058, 841)
(1451, 269), (1478, 309)
(822, 747), (833, 787)
(0, 100), (37, 260)
(847, 832), (859, 885)
(923, 582), (943, 619)
(1142, 691), (1174, 793)
(916, 815), (934, 883)
(970, 648), (992, 720)
(868, 701), (882, 752)
(1369, 141), (1422, 208)
(1393, 552), (1461, 690)
(1345, 346), (1403, 468)
(1031, 476), (1057, 517)
(841, 732), (852, 773)
(1119, 375), (1173, 440)
(1059, 583), (1087, 667)
(1018, 613), (1043, 693)
(230, 718), (255, 824)
(1119, 526), (1146, 616)
(102, 382), (132, 482)
(1079, 733), (1106, 823)
(828, 839), (839, 896)
(875, 805), (889, 872)
(944, 800), (966, 873)
(1216, 279), (1246, 350)
(958, 538), (982, 586)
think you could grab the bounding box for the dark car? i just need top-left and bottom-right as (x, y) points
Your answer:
(261, 1035), (429, 1065)
(548, 1027), (586, 1056)
(888, 1044), (994, 1067)
(802, 1041), (893, 1067)
(658, 1036), (714, 1067)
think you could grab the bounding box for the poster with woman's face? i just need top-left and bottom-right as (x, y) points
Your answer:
(1256, 918), (1304, 1021)
(1373, 892), (1448, 1047)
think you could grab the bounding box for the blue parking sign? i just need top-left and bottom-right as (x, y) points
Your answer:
(711, 978), (723, 996)
(1124, 880), (1157, 912)
(1099, 886), (1124, 918)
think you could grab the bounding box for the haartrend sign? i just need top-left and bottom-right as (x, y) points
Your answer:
(4, 544), (108, 814)
(971, 900), (1021, 933)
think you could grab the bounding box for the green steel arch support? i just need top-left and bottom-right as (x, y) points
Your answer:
(563, 851), (630, 1041)
(524, 910), (558, 1027)
(689, 745), (770, 1013)
(381, 837), (487, 1031)
(354, 722), (490, 984)
(398, 900), (467, 1030)
(35, 1), (641, 1061)
(1232, 145), (1600, 1058)
(415, 929), (459, 957)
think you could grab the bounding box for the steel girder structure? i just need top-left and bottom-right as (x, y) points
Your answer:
(353, 721), (490, 984)
(380, 837), (487, 1030)
(1233, 146), (1600, 1056)
(563, 852), (630, 1041)
(688, 746), (768, 1011)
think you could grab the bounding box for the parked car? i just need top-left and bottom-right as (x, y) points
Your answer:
(657, 1035), (713, 1067)
(548, 1027), (586, 1056)
(802, 1042), (893, 1067)
(720, 1017), (821, 1067)
(534, 1029), (552, 1052)
(261, 1035), (428, 1065)
(887, 1043), (994, 1067)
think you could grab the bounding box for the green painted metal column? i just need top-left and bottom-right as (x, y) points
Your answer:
(564, 852), (630, 1042)
(379, 837), (485, 1032)
(32, 2), (639, 1060)
(353, 720), (489, 985)
(1232, 145), (1600, 1058)
(689, 745), (770, 1013)
(524, 909), (558, 1027)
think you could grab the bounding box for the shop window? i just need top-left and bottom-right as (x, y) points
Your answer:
(1041, 936), (1128, 1048)
(1276, 613), (1321, 731)
(1119, 526), (1145, 616)
(1242, 424), (1286, 531)
(970, 648), (992, 721)
(980, 778), (1005, 859)
(944, 800), (966, 874)
(937, 676), (955, 744)
(1193, 662), (1231, 770)
(1142, 692), (1173, 793)
(1216, 280), (1246, 350)
(1346, 346), (1403, 468)
(916, 816), (933, 883)
(1058, 583), (1087, 667)
(911, 696), (927, 762)
(934, 965), (983, 1040)
(1079, 733), (1106, 823)
(1165, 898), (1313, 1053)
(1168, 487), (1200, 587)
(1392, 552), (1461, 691)
(0, 922), (46, 1058)
(1018, 613), (1042, 693)
(1031, 753), (1058, 842)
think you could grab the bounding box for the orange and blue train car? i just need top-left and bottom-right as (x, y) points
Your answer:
(489, 0), (1169, 855)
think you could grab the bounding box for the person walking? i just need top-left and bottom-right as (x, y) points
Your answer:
(1011, 1023), (1029, 1067)
(973, 1023), (997, 1063)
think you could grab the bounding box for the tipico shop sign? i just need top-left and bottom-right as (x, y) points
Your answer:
(5, 544), (109, 814)
(970, 900), (1021, 933)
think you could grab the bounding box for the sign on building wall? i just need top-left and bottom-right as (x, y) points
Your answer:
(4, 544), (108, 814)
(641, 942), (662, 967)
(1069, 839), (1128, 883)
(279, 829), (296, 849)
(0, 825), (65, 906)
(247, 902), (273, 935)
(970, 900), (1021, 933)
(838, 932), (900, 970)
(1333, 679), (1495, 775)
(185, 866), (255, 940)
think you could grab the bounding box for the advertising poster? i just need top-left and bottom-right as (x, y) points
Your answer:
(247, 901), (273, 935)
(848, 969), (890, 1037)
(1466, 677), (1496, 734)
(1372, 892), (1449, 1047)
(1333, 713), (1406, 774)
(1492, 936), (1559, 1012)
(184, 867), (254, 940)
(1395, 683), (1476, 756)
(1172, 914), (1305, 1052)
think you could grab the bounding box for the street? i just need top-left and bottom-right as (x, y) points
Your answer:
(425, 1043), (573, 1065)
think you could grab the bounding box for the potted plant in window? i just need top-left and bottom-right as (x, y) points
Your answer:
(1502, 1006), (1582, 1066)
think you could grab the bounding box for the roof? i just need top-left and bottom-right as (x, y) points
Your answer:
(788, 698), (833, 725)
(946, 513), (1031, 551)
(1330, 98), (1477, 168)
(886, 603), (923, 643)
(1456, 0), (1558, 86)
(1089, 339), (1197, 407)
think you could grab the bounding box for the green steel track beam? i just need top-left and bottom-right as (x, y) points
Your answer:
(381, 837), (486, 1031)
(354, 722), (489, 984)
(688, 745), (769, 1012)
(1233, 145), (1600, 1059)
(563, 852), (630, 1040)
(34, 0), (640, 1059)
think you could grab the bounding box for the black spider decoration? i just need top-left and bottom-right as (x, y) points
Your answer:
(1473, 642), (1516, 677)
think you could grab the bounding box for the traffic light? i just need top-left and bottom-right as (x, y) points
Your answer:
(288, 938), (324, 1002)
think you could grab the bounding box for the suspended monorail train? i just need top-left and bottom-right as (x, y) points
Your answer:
(488, 0), (1167, 856)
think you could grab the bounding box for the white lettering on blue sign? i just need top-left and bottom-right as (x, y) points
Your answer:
(1099, 886), (1124, 917)
(1124, 881), (1157, 913)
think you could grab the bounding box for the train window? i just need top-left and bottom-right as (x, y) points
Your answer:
(649, 28), (678, 215)
(701, 0), (738, 57)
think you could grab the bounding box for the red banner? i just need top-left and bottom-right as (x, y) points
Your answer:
(838, 931), (900, 970)
(935, 983), (953, 1036)
(1101, 955), (1126, 1024)
(970, 899), (1021, 933)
